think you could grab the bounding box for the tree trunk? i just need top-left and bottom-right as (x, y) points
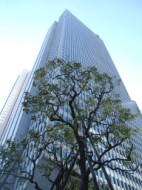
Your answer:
(74, 129), (88, 190)
(80, 175), (89, 190)
(77, 141), (89, 190)
(78, 154), (89, 190)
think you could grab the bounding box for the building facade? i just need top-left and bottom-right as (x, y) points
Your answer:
(0, 70), (29, 143)
(1, 10), (142, 190)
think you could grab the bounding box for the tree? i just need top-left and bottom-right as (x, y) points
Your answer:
(0, 58), (139, 190)
(0, 126), (77, 190)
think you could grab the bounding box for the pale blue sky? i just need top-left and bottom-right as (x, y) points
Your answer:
(0, 0), (142, 110)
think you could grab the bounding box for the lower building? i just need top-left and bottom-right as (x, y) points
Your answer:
(0, 70), (28, 143)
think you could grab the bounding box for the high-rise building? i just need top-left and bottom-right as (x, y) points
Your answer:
(0, 70), (29, 143)
(1, 10), (142, 190)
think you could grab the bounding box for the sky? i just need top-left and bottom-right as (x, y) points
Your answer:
(0, 0), (142, 111)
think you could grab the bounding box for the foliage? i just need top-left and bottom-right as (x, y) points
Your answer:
(0, 58), (139, 190)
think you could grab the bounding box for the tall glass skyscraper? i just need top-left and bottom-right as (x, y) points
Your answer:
(0, 70), (29, 143)
(1, 10), (142, 190)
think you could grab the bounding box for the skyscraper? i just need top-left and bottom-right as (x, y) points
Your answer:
(1, 10), (142, 190)
(0, 70), (28, 143)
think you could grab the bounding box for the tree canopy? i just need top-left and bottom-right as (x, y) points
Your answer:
(0, 58), (139, 190)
